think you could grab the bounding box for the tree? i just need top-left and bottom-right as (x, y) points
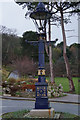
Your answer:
(48, 3), (55, 83)
(70, 43), (80, 77)
(12, 56), (38, 76)
(53, 47), (62, 63)
(21, 31), (38, 61)
(50, 2), (80, 91)
(1, 26), (21, 65)
(0, 25), (17, 35)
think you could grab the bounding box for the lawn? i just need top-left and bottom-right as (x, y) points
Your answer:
(2, 110), (80, 119)
(2, 110), (29, 119)
(47, 77), (80, 94)
(0, 86), (2, 95)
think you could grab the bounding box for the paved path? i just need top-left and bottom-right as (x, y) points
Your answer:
(1, 99), (80, 116)
(50, 93), (80, 104)
(0, 93), (80, 104)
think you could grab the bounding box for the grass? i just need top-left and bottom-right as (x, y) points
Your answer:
(0, 86), (2, 95)
(55, 77), (70, 92)
(2, 110), (80, 119)
(60, 112), (80, 119)
(3, 65), (14, 73)
(0, 92), (2, 95)
(47, 77), (80, 94)
(2, 110), (29, 119)
(73, 77), (80, 94)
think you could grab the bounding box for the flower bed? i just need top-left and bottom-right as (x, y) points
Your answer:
(21, 84), (35, 91)
(2, 77), (65, 98)
(48, 83), (65, 98)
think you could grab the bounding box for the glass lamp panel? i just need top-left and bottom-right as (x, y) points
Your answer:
(30, 11), (51, 20)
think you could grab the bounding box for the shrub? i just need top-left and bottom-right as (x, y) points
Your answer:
(9, 84), (21, 96)
(12, 56), (38, 76)
(7, 78), (16, 85)
(48, 83), (64, 98)
(21, 84), (35, 91)
(2, 81), (8, 88)
(2, 67), (9, 82)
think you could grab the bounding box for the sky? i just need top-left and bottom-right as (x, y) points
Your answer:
(0, 0), (79, 46)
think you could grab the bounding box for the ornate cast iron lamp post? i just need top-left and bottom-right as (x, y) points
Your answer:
(15, 1), (57, 117)
(30, 2), (52, 109)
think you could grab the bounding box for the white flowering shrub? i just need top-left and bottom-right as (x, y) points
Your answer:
(48, 83), (64, 98)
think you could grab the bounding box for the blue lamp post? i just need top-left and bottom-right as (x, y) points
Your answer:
(15, 1), (57, 117)
(35, 33), (49, 109)
(30, 2), (52, 109)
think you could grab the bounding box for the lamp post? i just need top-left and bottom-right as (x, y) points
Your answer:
(15, 1), (57, 117)
(30, 2), (52, 109)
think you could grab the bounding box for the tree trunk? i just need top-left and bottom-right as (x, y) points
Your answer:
(48, 19), (55, 83)
(44, 25), (49, 56)
(60, 9), (75, 91)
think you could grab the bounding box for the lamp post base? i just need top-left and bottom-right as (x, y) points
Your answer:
(35, 97), (49, 109)
(28, 108), (55, 118)
(35, 82), (49, 109)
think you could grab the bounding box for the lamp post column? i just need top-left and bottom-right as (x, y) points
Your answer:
(35, 33), (49, 109)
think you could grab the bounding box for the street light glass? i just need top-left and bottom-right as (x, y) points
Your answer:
(30, 2), (52, 20)
(30, 2), (52, 33)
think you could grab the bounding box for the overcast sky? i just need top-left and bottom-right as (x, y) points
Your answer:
(0, 0), (79, 46)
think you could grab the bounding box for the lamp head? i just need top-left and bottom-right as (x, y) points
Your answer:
(30, 2), (52, 20)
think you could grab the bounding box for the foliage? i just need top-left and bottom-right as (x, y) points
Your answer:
(2, 81), (8, 88)
(2, 76), (36, 96)
(50, 2), (80, 25)
(2, 32), (21, 65)
(1, 24), (80, 78)
(2, 110), (29, 119)
(21, 31), (38, 61)
(12, 56), (38, 76)
(55, 77), (80, 94)
(2, 77), (80, 96)
(2, 66), (10, 82)
(21, 84), (35, 91)
(7, 78), (16, 85)
(54, 77), (70, 93)
(46, 77), (80, 94)
(72, 77), (80, 94)
(2, 41), (80, 78)
(2, 77), (21, 96)
(9, 84), (21, 96)
(52, 47), (62, 63)
(48, 83), (64, 98)
(53, 43), (80, 77)
(0, 25), (17, 35)
(1, 25), (80, 78)
(15, 91), (21, 97)
(60, 112), (79, 119)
